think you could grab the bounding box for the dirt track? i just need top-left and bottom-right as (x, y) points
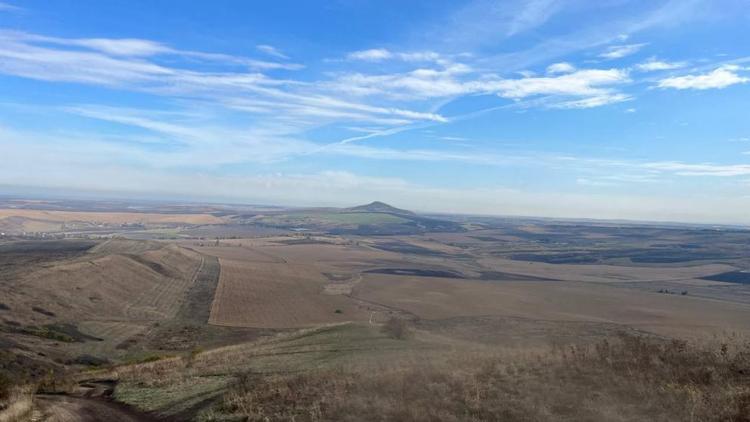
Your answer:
(33, 395), (157, 422)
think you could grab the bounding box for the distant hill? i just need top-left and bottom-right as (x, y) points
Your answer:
(344, 201), (415, 216)
(233, 201), (464, 235)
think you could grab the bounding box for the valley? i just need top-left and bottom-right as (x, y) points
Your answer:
(1, 198), (750, 421)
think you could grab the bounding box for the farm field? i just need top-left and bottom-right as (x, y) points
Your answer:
(353, 275), (750, 339)
(0, 208), (224, 226)
(208, 258), (369, 328)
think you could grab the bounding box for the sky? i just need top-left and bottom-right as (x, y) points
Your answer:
(1, 0), (750, 224)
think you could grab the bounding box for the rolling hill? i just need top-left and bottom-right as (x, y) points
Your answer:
(234, 201), (464, 235)
(345, 201), (416, 216)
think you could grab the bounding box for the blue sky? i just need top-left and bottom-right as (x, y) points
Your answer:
(1, 0), (750, 223)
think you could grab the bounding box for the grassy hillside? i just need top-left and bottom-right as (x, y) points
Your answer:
(100, 323), (750, 421)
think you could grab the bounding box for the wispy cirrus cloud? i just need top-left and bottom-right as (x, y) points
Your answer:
(256, 44), (289, 59)
(332, 64), (631, 109)
(636, 58), (686, 72)
(657, 64), (749, 90)
(0, 30), (447, 130)
(600, 43), (647, 60)
(642, 161), (750, 176)
(0, 30), (303, 69)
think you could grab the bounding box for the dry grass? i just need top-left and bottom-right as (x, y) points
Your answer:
(208, 333), (750, 422)
(0, 208), (224, 225)
(6, 243), (202, 325)
(354, 274), (750, 339)
(0, 385), (34, 422)
(208, 259), (368, 328)
(381, 317), (410, 340)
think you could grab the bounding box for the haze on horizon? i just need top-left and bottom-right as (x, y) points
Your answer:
(1, 0), (749, 224)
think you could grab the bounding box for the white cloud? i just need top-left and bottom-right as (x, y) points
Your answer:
(346, 48), (446, 64)
(257, 44), (289, 59)
(600, 43), (647, 59)
(332, 65), (630, 108)
(636, 58), (686, 71)
(0, 30), (303, 70)
(0, 30), (448, 129)
(643, 161), (750, 177)
(625, 108), (636, 113)
(347, 48), (393, 61)
(492, 69), (630, 99)
(71, 38), (171, 56)
(546, 62), (575, 74)
(657, 65), (749, 90)
(576, 177), (617, 187)
(552, 93), (631, 109)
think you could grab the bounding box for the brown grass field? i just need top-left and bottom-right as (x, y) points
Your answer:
(477, 256), (736, 283)
(353, 275), (750, 339)
(209, 258), (369, 328)
(0, 208), (223, 228)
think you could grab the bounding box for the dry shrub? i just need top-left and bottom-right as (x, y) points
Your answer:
(112, 355), (187, 388)
(0, 385), (33, 422)
(212, 333), (750, 422)
(381, 317), (410, 340)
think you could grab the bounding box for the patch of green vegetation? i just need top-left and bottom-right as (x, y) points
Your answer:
(259, 212), (409, 227)
(14, 326), (75, 343)
(116, 375), (230, 416)
(231, 323), (423, 374)
(123, 352), (174, 365)
(114, 324), (425, 418)
(128, 228), (182, 239)
(316, 212), (408, 225)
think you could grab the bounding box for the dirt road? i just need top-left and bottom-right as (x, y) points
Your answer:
(32, 394), (158, 422)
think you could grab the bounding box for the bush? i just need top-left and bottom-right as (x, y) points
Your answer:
(381, 317), (409, 340)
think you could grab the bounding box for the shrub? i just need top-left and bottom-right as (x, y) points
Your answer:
(381, 317), (410, 340)
(214, 334), (750, 422)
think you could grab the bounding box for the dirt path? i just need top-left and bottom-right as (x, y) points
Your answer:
(32, 395), (158, 422)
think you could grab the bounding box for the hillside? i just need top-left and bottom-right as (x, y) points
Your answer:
(233, 202), (464, 235)
(345, 201), (416, 216)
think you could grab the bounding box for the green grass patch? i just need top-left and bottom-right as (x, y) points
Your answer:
(123, 352), (175, 365)
(116, 375), (231, 416)
(260, 212), (409, 227)
(315, 212), (408, 225)
(13, 326), (75, 343)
